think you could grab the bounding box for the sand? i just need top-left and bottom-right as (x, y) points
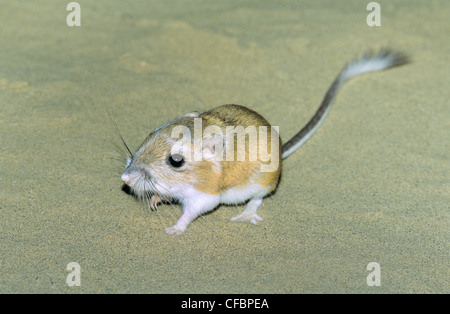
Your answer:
(0, 0), (448, 293)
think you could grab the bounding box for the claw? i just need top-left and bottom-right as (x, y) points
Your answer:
(150, 194), (161, 210)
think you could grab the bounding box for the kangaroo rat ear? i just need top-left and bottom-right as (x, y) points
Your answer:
(201, 132), (224, 162)
(178, 111), (199, 119)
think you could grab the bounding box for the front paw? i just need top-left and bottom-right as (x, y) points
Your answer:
(150, 194), (161, 210)
(164, 225), (186, 236)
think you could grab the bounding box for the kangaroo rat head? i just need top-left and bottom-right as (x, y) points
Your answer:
(121, 111), (212, 200)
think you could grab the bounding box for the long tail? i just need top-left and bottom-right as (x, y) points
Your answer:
(281, 48), (410, 159)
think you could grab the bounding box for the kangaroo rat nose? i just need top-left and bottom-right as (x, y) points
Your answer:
(121, 173), (132, 185)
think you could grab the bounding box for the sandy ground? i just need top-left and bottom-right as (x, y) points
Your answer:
(0, 0), (448, 293)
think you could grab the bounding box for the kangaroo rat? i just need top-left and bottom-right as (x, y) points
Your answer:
(120, 48), (409, 235)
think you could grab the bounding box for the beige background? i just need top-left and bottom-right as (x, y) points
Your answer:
(0, 0), (448, 293)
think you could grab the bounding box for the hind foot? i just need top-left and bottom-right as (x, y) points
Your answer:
(230, 198), (263, 225)
(231, 212), (263, 224)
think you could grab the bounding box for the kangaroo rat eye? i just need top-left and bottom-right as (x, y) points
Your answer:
(168, 154), (185, 168)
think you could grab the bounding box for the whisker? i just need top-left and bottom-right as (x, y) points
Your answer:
(107, 104), (133, 157)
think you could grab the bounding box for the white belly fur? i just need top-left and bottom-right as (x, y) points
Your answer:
(219, 183), (271, 205)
